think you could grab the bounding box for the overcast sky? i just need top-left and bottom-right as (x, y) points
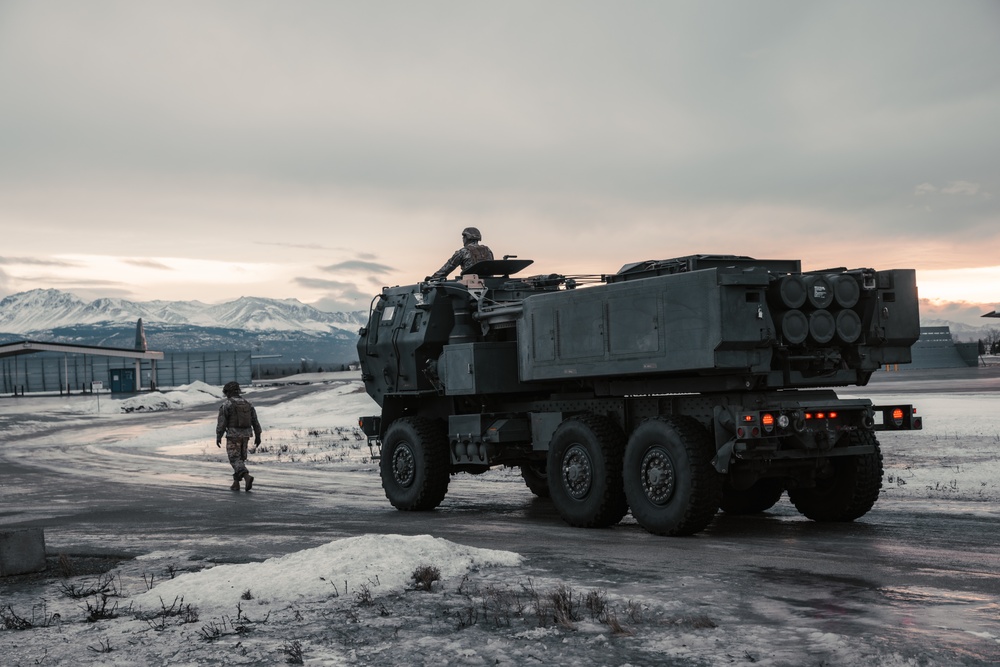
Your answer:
(0, 1), (997, 325)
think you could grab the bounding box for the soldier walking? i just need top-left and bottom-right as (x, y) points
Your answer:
(216, 381), (262, 491)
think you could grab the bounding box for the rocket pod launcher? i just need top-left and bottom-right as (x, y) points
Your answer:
(357, 254), (922, 536)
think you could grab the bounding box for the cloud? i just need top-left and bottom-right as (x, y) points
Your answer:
(19, 275), (124, 288)
(295, 277), (367, 300)
(914, 181), (985, 197)
(919, 297), (1000, 330)
(1, 3), (998, 303)
(295, 276), (370, 312)
(320, 260), (394, 274)
(256, 241), (342, 251)
(940, 181), (981, 196)
(124, 258), (173, 270)
(295, 277), (355, 290)
(0, 256), (79, 267)
(311, 295), (369, 313)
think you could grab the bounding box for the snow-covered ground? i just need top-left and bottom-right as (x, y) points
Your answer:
(2, 372), (999, 665)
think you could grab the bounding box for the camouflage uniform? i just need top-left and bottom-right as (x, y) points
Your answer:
(216, 382), (262, 490)
(430, 227), (494, 280)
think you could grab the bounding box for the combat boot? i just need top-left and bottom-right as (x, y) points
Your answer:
(230, 480), (240, 491)
(244, 474), (254, 492)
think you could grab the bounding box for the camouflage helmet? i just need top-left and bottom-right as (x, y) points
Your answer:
(223, 381), (242, 397)
(461, 227), (482, 242)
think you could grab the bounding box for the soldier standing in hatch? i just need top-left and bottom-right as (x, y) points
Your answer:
(429, 227), (494, 280)
(216, 381), (262, 491)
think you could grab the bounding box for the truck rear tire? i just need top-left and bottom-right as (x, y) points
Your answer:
(720, 478), (785, 515)
(547, 414), (628, 528)
(520, 462), (550, 498)
(380, 417), (450, 511)
(788, 430), (883, 522)
(623, 416), (722, 536)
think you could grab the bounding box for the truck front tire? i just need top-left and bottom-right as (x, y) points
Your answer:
(623, 416), (722, 536)
(547, 414), (628, 528)
(380, 417), (450, 511)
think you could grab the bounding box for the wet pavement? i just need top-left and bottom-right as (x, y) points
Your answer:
(1, 381), (999, 663)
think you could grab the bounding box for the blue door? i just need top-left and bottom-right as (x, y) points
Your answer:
(108, 368), (136, 393)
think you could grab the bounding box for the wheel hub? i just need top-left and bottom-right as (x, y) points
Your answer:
(392, 444), (416, 488)
(640, 447), (675, 504)
(562, 444), (593, 499)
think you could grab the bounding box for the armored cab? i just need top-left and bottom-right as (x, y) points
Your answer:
(357, 254), (922, 536)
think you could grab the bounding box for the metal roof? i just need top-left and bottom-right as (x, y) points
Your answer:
(0, 340), (164, 360)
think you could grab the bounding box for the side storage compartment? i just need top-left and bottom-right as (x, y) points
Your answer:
(438, 342), (527, 395)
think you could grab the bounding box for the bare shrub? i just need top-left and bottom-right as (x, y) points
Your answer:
(683, 613), (717, 629)
(604, 609), (635, 637)
(1, 605), (34, 630)
(59, 573), (122, 599)
(199, 620), (224, 641)
(455, 604), (479, 629)
(411, 565), (441, 592)
(88, 638), (113, 654)
(481, 584), (525, 628)
(84, 594), (119, 622)
(624, 599), (644, 624)
(284, 640), (304, 664)
(550, 584), (579, 629)
(354, 583), (374, 606)
(140, 596), (199, 630)
(584, 589), (607, 620)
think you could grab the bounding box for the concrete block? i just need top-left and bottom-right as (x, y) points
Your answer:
(0, 528), (47, 576)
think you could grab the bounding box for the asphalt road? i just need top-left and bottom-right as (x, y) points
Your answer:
(2, 373), (999, 663)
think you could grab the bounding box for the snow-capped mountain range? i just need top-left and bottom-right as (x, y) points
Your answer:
(0, 289), (366, 335)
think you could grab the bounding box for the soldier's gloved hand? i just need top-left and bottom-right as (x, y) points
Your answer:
(216, 439), (221, 448)
(254, 436), (261, 446)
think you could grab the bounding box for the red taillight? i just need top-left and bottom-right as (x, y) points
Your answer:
(762, 413), (774, 427)
(743, 415), (755, 422)
(816, 412), (826, 419)
(892, 408), (904, 420)
(829, 411), (838, 419)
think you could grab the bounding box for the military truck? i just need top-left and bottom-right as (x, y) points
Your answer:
(357, 254), (922, 536)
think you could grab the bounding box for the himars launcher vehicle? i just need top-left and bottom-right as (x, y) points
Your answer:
(357, 254), (922, 536)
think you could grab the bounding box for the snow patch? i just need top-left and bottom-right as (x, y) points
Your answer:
(132, 534), (522, 615)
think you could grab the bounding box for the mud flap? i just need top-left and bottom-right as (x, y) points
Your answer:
(712, 439), (735, 474)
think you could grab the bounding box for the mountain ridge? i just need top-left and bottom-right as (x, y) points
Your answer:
(0, 288), (367, 335)
(0, 289), (368, 365)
